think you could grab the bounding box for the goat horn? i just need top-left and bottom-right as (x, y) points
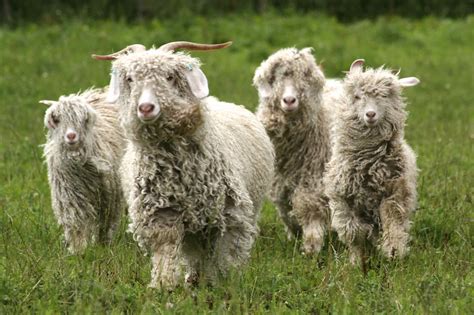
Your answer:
(158, 41), (232, 53)
(91, 44), (146, 60)
(39, 100), (57, 106)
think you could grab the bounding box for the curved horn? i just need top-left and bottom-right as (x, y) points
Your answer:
(39, 100), (57, 107)
(91, 44), (146, 60)
(392, 68), (401, 76)
(158, 41), (232, 53)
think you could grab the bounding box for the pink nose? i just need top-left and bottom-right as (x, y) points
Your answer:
(66, 132), (77, 141)
(283, 96), (296, 105)
(138, 103), (155, 115)
(366, 111), (376, 119)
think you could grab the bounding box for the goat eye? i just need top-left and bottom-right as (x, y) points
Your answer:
(166, 75), (174, 82)
(126, 76), (133, 83)
(354, 95), (361, 100)
(48, 115), (59, 128)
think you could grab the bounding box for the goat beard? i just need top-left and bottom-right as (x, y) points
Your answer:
(342, 112), (403, 146)
(128, 102), (203, 145)
(58, 142), (90, 164)
(165, 102), (203, 137)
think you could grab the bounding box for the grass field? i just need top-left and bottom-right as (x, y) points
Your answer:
(1, 14), (473, 313)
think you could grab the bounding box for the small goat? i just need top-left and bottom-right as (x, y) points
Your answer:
(42, 89), (125, 253)
(253, 47), (332, 254)
(324, 59), (419, 263)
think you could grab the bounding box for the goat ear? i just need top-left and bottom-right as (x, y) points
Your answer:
(257, 81), (272, 99)
(350, 59), (365, 73)
(185, 66), (209, 99)
(44, 111), (55, 129)
(106, 69), (120, 103)
(399, 77), (420, 87)
(86, 105), (98, 125)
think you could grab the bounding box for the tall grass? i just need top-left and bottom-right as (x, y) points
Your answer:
(0, 14), (473, 313)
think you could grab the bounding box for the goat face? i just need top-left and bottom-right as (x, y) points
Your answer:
(109, 51), (207, 142)
(253, 47), (325, 115)
(44, 96), (96, 153)
(344, 60), (419, 130)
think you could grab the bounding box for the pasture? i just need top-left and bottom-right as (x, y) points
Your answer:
(0, 14), (473, 313)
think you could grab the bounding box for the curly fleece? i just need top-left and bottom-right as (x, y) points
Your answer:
(43, 89), (125, 253)
(253, 48), (332, 254)
(324, 66), (418, 262)
(112, 49), (274, 288)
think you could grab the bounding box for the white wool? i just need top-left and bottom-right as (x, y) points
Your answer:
(43, 88), (125, 254)
(253, 47), (334, 254)
(110, 48), (274, 288)
(324, 62), (419, 262)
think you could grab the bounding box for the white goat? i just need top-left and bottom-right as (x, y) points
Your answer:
(324, 59), (420, 263)
(93, 41), (274, 288)
(41, 89), (125, 253)
(253, 47), (332, 255)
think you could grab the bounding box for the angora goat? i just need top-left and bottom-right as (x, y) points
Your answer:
(42, 89), (125, 254)
(93, 41), (274, 288)
(253, 47), (332, 255)
(324, 59), (419, 263)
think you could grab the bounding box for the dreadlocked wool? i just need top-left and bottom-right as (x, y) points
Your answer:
(323, 60), (419, 262)
(253, 47), (334, 254)
(108, 48), (274, 288)
(43, 89), (125, 254)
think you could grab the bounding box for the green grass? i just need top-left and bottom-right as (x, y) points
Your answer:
(1, 13), (473, 313)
